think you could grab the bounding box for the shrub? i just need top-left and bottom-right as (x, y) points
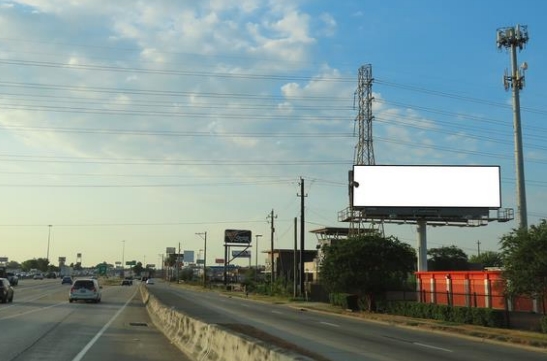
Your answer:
(381, 301), (507, 328)
(541, 316), (547, 334)
(329, 293), (359, 310)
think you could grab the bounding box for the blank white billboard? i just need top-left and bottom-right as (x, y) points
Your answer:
(353, 165), (501, 208)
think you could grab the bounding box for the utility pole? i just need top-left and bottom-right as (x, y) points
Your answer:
(255, 234), (262, 280)
(298, 177), (307, 296)
(267, 209), (277, 292)
(46, 225), (52, 261)
(196, 232), (207, 288)
(497, 24), (529, 229)
(177, 242), (181, 282)
(477, 240), (481, 257)
(293, 217), (297, 298)
(121, 240), (125, 278)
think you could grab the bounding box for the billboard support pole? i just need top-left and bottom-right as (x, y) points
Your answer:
(224, 244), (228, 288)
(417, 220), (428, 271)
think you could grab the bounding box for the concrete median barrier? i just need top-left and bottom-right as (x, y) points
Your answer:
(141, 285), (315, 361)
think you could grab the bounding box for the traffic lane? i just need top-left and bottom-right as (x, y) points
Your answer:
(81, 286), (191, 361)
(148, 284), (547, 361)
(207, 290), (547, 361)
(148, 282), (238, 323)
(0, 280), (71, 321)
(7, 278), (64, 298)
(0, 283), (187, 361)
(149, 285), (440, 361)
(0, 284), (136, 360)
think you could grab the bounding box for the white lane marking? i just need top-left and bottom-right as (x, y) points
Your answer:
(71, 289), (138, 361)
(320, 321), (340, 328)
(271, 310), (283, 315)
(413, 342), (453, 353)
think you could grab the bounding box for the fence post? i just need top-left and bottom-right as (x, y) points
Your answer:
(484, 277), (492, 308)
(430, 276), (436, 303)
(445, 274), (452, 306)
(464, 277), (470, 307)
(416, 276), (422, 302)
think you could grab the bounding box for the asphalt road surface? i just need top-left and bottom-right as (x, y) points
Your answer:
(147, 281), (547, 361)
(0, 278), (189, 361)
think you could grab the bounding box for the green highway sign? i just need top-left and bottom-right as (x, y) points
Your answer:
(97, 263), (107, 275)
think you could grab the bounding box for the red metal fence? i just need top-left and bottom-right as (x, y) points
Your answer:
(415, 270), (546, 314)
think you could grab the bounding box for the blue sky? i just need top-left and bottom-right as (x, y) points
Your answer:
(0, 0), (546, 268)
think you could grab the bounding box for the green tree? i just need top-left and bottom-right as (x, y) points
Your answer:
(133, 261), (144, 276)
(320, 234), (416, 311)
(500, 220), (547, 298)
(469, 251), (503, 268)
(427, 245), (469, 271)
(21, 258), (50, 272)
(6, 261), (21, 269)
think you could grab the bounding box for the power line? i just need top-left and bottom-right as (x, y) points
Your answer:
(0, 58), (355, 83)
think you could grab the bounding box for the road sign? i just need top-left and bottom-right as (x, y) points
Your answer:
(232, 250), (251, 258)
(97, 263), (107, 275)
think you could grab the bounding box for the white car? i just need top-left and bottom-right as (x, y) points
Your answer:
(146, 278), (154, 285)
(33, 273), (44, 280)
(69, 278), (102, 303)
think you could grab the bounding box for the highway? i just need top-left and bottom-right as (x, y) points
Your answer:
(0, 278), (189, 361)
(4, 278), (547, 361)
(148, 281), (547, 361)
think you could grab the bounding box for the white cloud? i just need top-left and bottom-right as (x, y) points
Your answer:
(319, 13), (336, 37)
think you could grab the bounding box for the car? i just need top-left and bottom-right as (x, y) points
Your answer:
(121, 278), (133, 286)
(6, 272), (18, 286)
(61, 276), (73, 285)
(0, 278), (14, 303)
(145, 278), (154, 285)
(33, 273), (44, 280)
(69, 278), (102, 303)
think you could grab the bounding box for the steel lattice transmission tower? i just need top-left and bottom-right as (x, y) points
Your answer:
(347, 64), (377, 235)
(354, 64), (375, 166)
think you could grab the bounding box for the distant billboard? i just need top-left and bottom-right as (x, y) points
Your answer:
(184, 251), (195, 263)
(353, 165), (501, 208)
(224, 229), (252, 244)
(215, 258), (225, 264)
(232, 250), (251, 258)
(166, 247), (176, 254)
